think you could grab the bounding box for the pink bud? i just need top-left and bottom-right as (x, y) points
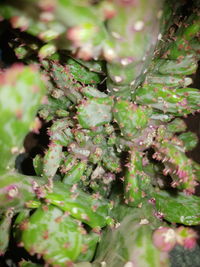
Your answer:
(175, 227), (198, 250)
(10, 16), (29, 31)
(6, 185), (19, 199)
(152, 227), (176, 252)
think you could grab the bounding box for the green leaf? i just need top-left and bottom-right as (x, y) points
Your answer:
(21, 205), (83, 265)
(154, 190), (200, 225)
(67, 58), (102, 84)
(0, 65), (46, 170)
(77, 97), (113, 129)
(113, 100), (152, 140)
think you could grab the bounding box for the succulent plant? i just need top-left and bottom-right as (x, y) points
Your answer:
(0, 0), (200, 266)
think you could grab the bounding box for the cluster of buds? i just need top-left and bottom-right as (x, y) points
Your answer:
(153, 226), (198, 252)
